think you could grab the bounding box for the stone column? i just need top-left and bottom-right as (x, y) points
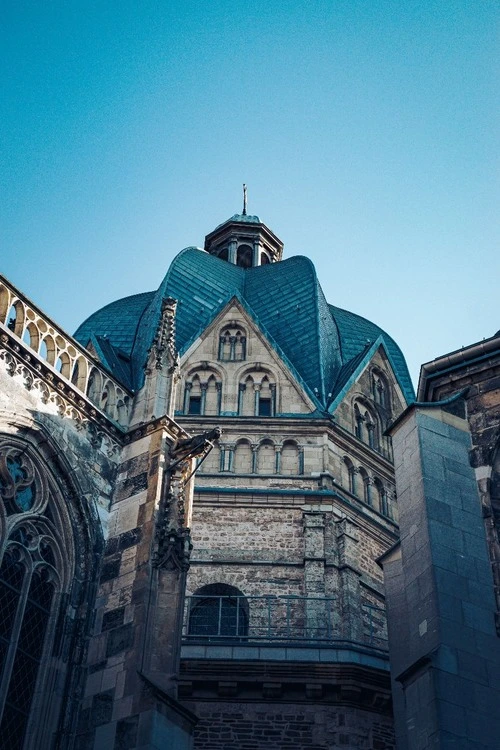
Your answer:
(200, 383), (207, 415)
(335, 518), (363, 642)
(303, 511), (327, 639)
(237, 383), (245, 415)
(216, 381), (222, 415)
(254, 383), (260, 415)
(228, 240), (237, 265)
(253, 239), (262, 267)
(183, 382), (191, 414)
(251, 444), (258, 474)
(275, 446), (282, 474)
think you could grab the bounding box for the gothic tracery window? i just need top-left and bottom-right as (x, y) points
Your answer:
(0, 442), (74, 750)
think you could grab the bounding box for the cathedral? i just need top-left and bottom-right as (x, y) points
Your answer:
(0, 205), (499, 749)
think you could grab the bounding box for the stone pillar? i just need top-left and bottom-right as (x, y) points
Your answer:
(200, 383), (207, 415)
(275, 446), (282, 474)
(251, 444), (258, 474)
(253, 239), (262, 267)
(183, 382), (191, 414)
(335, 518), (363, 642)
(270, 383), (276, 415)
(216, 381), (222, 415)
(303, 512), (327, 639)
(228, 240), (237, 265)
(237, 383), (245, 415)
(254, 384), (260, 415)
(382, 404), (500, 750)
(76, 420), (198, 750)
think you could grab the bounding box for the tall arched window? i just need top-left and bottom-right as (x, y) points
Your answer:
(353, 399), (379, 452)
(373, 478), (387, 515)
(0, 437), (100, 750)
(236, 244), (252, 269)
(187, 583), (249, 639)
(360, 468), (372, 506)
(372, 369), (390, 411)
(257, 439), (275, 474)
(234, 441), (253, 473)
(281, 441), (299, 475)
(343, 457), (357, 496)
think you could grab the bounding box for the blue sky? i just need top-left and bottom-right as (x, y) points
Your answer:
(2, 0), (499, 388)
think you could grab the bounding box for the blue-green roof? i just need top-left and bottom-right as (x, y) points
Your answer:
(74, 248), (415, 407)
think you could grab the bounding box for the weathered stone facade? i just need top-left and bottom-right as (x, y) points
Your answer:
(0, 208), (416, 749)
(0, 276), (204, 749)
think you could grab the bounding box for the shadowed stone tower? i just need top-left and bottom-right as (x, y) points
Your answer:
(74, 205), (415, 749)
(0, 280), (218, 749)
(381, 334), (500, 749)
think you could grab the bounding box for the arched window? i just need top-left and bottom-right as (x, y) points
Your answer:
(281, 441), (299, 475)
(257, 439), (275, 474)
(258, 377), (274, 417)
(359, 468), (372, 506)
(0, 438), (97, 750)
(353, 399), (379, 452)
(183, 370), (222, 416)
(372, 369), (390, 411)
(55, 352), (71, 379)
(236, 244), (253, 269)
(343, 457), (357, 496)
(218, 326), (247, 362)
(6, 302), (24, 338)
(187, 583), (249, 639)
(234, 441), (253, 473)
(260, 252), (270, 265)
(373, 478), (387, 515)
(86, 367), (102, 405)
(238, 370), (277, 416)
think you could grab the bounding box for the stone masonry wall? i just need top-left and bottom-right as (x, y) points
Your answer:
(186, 701), (395, 750)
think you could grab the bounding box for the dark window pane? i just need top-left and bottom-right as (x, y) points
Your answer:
(258, 398), (271, 417)
(0, 701), (28, 750)
(189, 597), (248, 638)
(188, 396), (201, 415)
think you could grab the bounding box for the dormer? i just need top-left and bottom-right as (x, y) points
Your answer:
(204, 212), (284, 268)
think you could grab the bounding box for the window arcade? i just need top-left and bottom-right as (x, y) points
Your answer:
(218, 326), (247, 362)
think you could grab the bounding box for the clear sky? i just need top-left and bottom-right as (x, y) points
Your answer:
(2, 0), (499, 389)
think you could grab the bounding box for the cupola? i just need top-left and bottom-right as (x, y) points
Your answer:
(204, 186), (284, 268)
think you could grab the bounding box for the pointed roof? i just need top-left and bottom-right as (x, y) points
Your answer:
(74, 247), (414, 408)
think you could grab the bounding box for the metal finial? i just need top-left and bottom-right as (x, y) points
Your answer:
(242, 183), (247, 215)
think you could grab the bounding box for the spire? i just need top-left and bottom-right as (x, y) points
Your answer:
(242, 183), (247, 216)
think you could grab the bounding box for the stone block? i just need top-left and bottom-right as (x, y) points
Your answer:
(106, 623), (134, 658)
(433, 645), (458, 675)
(438, 699), (467, 736)
(115, 715), (139, 750)
(463, 532), (489, 561)
(90, 691), (113, 727)
(457, 651), (488, 686)
(100, 555), (122, 583)
(461, 602), (496, 635)
(102, 607), (125, 632)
